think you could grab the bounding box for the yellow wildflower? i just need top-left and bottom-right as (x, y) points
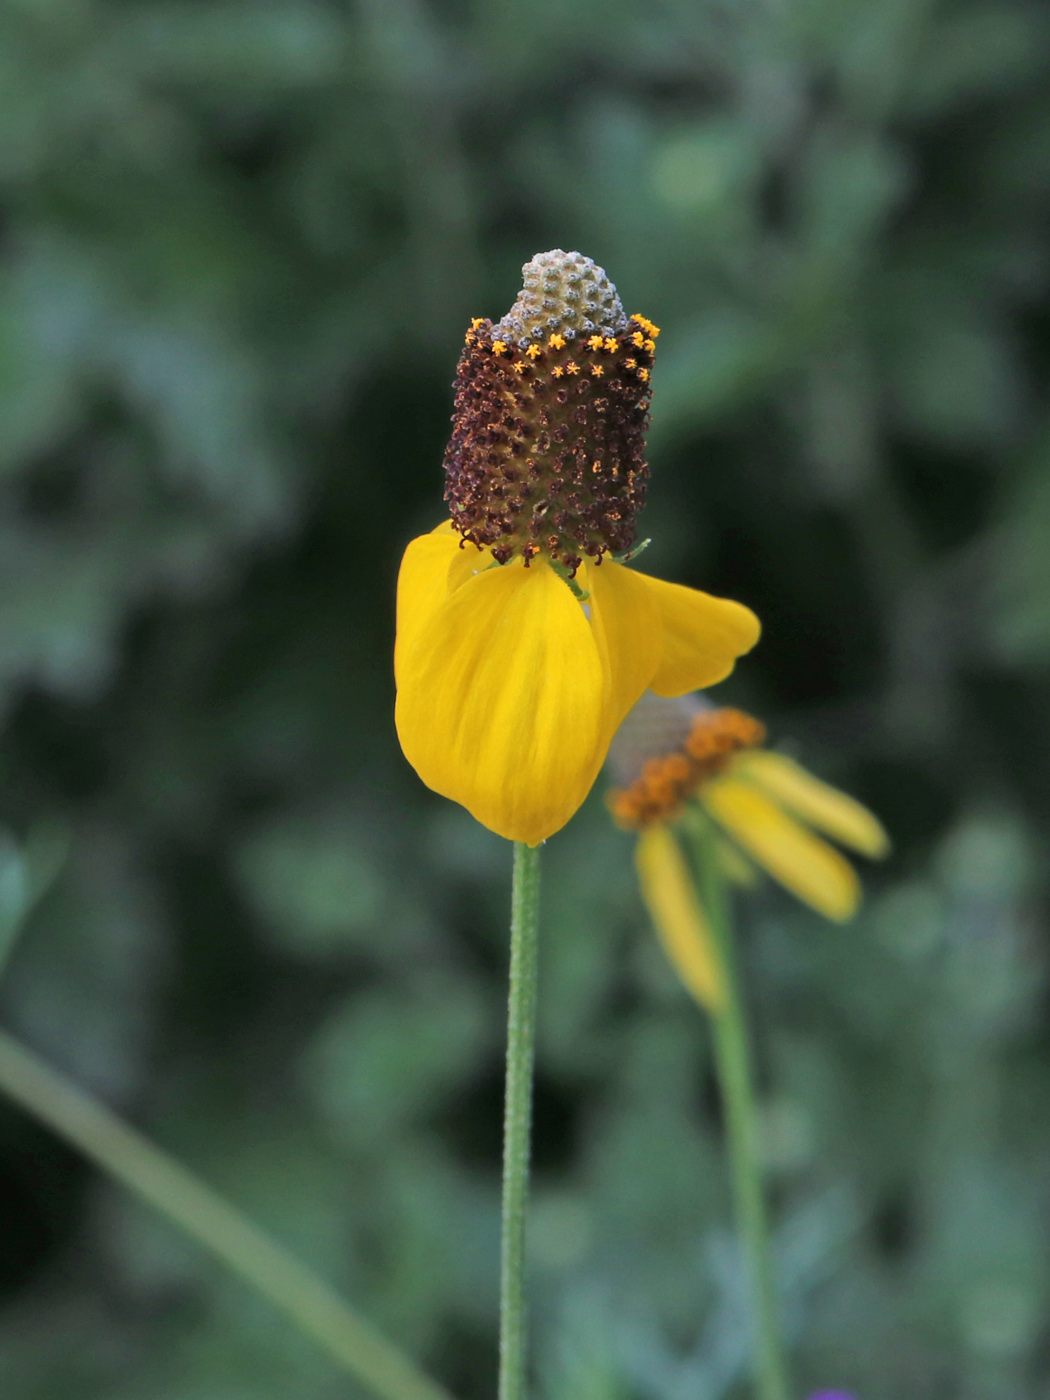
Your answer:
(609, 692), (889, 1006)
(395, 252), (760, 847)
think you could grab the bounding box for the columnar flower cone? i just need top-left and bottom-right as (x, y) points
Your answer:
(395, 252), (761, 845)
(608, 691), (889, 1007)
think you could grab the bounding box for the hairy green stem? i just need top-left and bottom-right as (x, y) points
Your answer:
(0, 1028), (453, 1400)
(692, 832), (790, 1400)
(499, 842), (542, 1400)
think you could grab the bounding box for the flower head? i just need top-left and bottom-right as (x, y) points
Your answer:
(395, 253), (761, 846)
(443, 249), (652, 573)
(610, 691), (889, 920)
(609, 692), (888, 1009)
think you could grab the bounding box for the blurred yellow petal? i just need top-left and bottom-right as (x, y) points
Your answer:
(636, 824), (725, 1013)
(587, 560), (663, 746)
(394, 529), (461, 686)
(738, 751), (890, 858)
(635, 572), (761, 695)
(395, 561), (606, 845)
(702, 777), (861, 921)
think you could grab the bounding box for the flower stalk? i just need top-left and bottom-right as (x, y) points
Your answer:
(499, 842), (542, 1400)
(690, 820), (790, 1400)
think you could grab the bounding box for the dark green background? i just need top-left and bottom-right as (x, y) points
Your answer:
(1, 0), (1049, 1396)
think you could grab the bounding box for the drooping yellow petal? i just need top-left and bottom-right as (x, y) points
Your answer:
(395, 560), (606, 845)
(394, 528), (462, 686)
(586, 560), (663, 747)
(737, 751), (890, 859)
(633, 572), (761, 695)
(635, 824), (725, 1013)
(702, 776), (861, 921)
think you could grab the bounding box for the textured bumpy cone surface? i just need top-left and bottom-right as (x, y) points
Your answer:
(444, 250), (659, 573)
(491, 248), (629, 344)
(607, 692), (702, 787)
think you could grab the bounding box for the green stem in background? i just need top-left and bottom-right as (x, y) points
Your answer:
(0, 1028), (453, 1400)
(691, 828), (790, 1400)
(499, 841), (542, 1400)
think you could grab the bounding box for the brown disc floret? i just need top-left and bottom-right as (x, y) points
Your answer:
(443, 251), (658, 574)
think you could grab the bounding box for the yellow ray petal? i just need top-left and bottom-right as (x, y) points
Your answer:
(702, 776), (861, 921)
(586, 560), (663, 747)
(737, 751), (890, 858)
(394, 528), (462, 686)
(395, 560), (606, 845)
(633, 572), (761, 695)
(635, 824), (725, 1013)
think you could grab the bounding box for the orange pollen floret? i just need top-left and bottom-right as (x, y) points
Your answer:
(548, 333), (566, 349)
(631, 331), (645, 348)
(592, 364), (604, 377)
(638, 368), (650, 382)
(624, 358), (637, 369)
(551, 365), (564, 378)
(685, 709), (766, 762)
(565, 361), (579, 375)
(607, 707), (766, 830)
(604, 337), (618, 352)
(526, 343), (541, 358)
(588, 334), (604, 350)
(644, 338), (656, 352)
(513, 361), (526, 374)
(470, 317), (485, 329)
(491, 340), (507, 354)
(609, 789), (647, 828)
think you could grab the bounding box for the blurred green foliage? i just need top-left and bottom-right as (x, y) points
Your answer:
(0, 0), (1049, 1396)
